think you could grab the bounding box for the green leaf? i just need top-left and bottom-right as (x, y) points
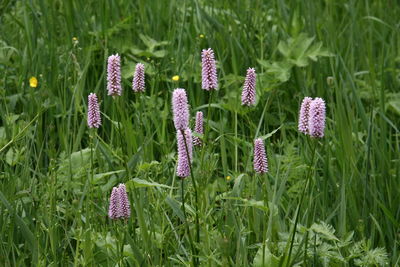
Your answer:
(5, 148), (16, 166)
(220, 196), (269, 212)
(94, 170), (125, 182)
(0, 191), (38, 263)
(165, 196), (184, 221)
(152, 50), (167, 58)
(258, 126), (281, 141)
(310, 221), (339, 241)
(127, 178), (174, 189)
(387, 93), (400, 116)
(257, 60), (292, 83)
(253, 245), (280, 267)
(277, 33), (333, 68)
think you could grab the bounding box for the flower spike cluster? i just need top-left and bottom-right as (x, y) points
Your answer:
(172, 88), (190, 131)
(132, 63), (145, 92)
(308, 98), (326, 138)
(107, 54), (122, 96)
(108, 183), (131, 220)
(193, 111), (204, 146)
(201, 48), (218, 90)
(298, 97), (326, 138)
(298, 97), (313, 134)
(87, 93), (101, 128)
(254, 138), (268, 174)
(176, 128), (193, 178)
(241, 68), (257, 106)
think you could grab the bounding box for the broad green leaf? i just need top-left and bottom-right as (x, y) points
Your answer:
(253, 245), (280, 267)
(165, 196), (184, 221)
(277, 33), (332, 68)
(257, 60), (292, 83)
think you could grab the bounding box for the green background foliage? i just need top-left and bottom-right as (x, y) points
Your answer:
(0, 0), (399, 266)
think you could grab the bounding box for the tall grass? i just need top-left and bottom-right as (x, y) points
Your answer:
(0, 0), (399, 265)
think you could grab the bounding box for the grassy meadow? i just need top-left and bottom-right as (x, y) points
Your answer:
(0, 0), (399, 266)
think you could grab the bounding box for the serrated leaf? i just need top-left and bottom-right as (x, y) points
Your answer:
(310, 222), (339, 241)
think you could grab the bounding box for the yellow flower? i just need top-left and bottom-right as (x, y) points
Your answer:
(172, 75), (180, 81)
(72, 37), (78, 42)
(199, 34), (205, 38)
(226, 176), (231, 181)
(29, 77), (38, 88)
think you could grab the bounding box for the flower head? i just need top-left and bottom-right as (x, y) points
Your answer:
(87, 93), (101, 128)
(172, 75), (180, 81)
(176, 128), (193, 178)
(201, 48), (218, 90)
(108, 187), (120, 219)
(107, 54), (122, 96)
(118, 183), (131, 219)
(254, 138), (268, 174)
(298, 97), (313, 134)
(132, 63), (145, 92)
(108, 184), (131, 220)
(172, 88), (189, 131)
(193, 111), (204, 146)
(29, 77), (38, 88)
(308, 97), (326, 138)
(241, 68), (257, 106)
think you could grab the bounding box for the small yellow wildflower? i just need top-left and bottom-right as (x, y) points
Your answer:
(199, 34), (205, 38)
(226, 176), (231, 181)
(172, 75), (180, 81)
(29, 77), (38, 88)
(72, 37), (79, 46)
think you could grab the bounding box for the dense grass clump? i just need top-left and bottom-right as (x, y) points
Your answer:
(0, 0), (399, 266)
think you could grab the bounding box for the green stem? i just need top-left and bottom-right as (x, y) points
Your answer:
(285, 140), (317, 266)
(199, 90), (214, 185)
(180, 178), (197, 266)
(181, 129), (200, 265)
(89, 129), (95, 224)
(262, 173), (269, 266)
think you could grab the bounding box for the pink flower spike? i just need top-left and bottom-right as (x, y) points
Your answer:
(201, 48), (218, 90)
(298, 97), (313, 134)
(308, 97), (326, 138)
(176, 128), (193, 178)
(107, 54), (122, 96)
(253, 138), (268, 174)
(241, 68), (256, 106)
(193, 111), (203, 146)
(118, 184), (131, 219)
(87, 93), (101, 128)
(132, 63), (145, 92)
(172, 88), (190, 131)
(108, 187), (120, 219)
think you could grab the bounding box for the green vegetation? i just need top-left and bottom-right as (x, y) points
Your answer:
(1, 0), (399, 266)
